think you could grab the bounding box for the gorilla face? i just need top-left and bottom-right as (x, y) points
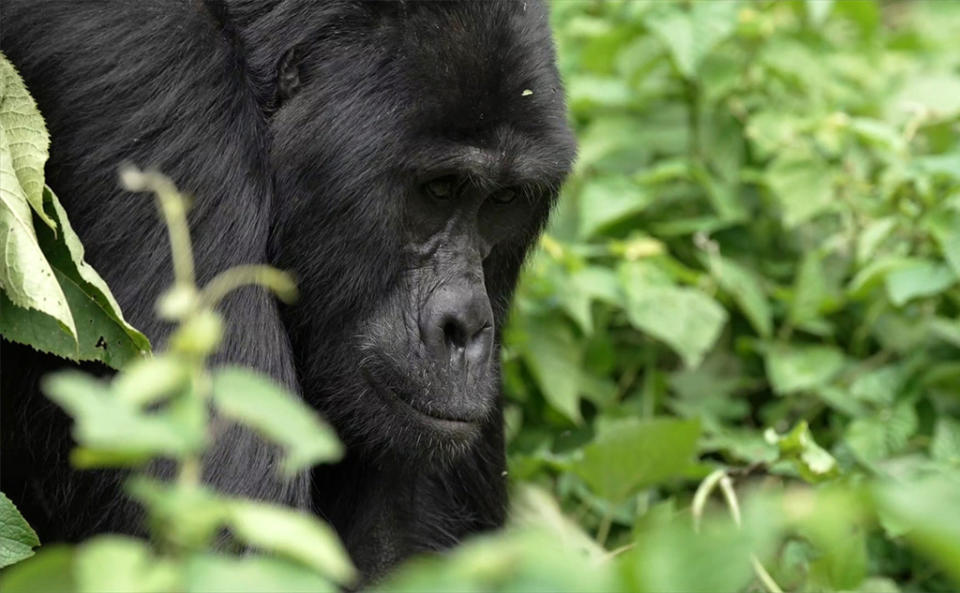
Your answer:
(268, 1), (575, 462)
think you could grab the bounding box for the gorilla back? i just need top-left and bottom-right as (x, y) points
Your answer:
(0, 0), (575, 577)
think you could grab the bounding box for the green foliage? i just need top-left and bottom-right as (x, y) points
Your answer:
(1, 169), (355, 591)
(0, 493), (39, 569)
(496, 1), (960, 591)
(0, 52), (149, 368)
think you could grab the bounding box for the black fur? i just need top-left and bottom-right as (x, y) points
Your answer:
(0, 0), (574, 578)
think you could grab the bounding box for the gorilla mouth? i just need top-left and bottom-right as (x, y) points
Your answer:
(361, 370), (481, 436)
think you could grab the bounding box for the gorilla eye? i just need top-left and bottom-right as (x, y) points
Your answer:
(423, 177), (457, 200)
(490, 188), (517, 204)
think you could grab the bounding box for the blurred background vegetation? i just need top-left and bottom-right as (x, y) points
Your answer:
(4, 1), (960, 591)
(484, 0), (960, 591)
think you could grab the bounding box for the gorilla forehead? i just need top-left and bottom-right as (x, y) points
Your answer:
(270, 0), (574, 186)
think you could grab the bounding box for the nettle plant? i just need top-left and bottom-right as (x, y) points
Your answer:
(2, 168), (355, 593)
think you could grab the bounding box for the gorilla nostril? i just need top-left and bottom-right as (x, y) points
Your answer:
(443, 319), (467, 350)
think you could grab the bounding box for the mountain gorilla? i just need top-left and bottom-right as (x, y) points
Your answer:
(0, 0), (575, 578)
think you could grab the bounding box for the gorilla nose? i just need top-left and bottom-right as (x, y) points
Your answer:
(422, 284), (494, 367)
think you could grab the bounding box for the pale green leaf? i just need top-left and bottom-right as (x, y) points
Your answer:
(0, 53), (53, 228)
(184, 554), (336, 593)
(75, 536), (180, 593)
(227, 501), (356, 585)
(42, 371), (205, 464)
(211, 367), (343, 474)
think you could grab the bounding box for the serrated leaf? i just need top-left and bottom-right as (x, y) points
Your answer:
(0, 148), (75, 340)
(39, 186), (150, 355)
(571, 417), (700, 502)
(227, 501), (356, 585)
(0, 53), (53, 228)
(211, 367), (343, 474)
(0, 491), (39, 569)
(0, 265), (147, 369)
(845, 402), (917, 464)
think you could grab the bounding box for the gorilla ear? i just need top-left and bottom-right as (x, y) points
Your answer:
(276, 46), (302, 105)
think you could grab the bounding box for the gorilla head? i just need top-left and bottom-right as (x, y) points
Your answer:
(257, 1), (576, 462)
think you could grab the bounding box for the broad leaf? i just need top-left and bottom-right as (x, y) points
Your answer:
(571, 417), (700, 502)
(620, 262), (727, 368)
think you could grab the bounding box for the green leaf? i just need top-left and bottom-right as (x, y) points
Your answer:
(874, 477), (960, 584)
(766, 153), (835, 228)
(0, 54), (53, 228)
(765, 344), (845, 395)
(0, 491), (39, 569)
(0, 184), (150, 369)
(645, 2), (740, 79)
(0, 160), (76, 343)
(571, 417), (700, 502)
(926, 210), (960, 276)
(884, 260), (956, 306)
(845, 402), (918, 464)
(856, 217), (897, 266)
(626, 514), (761, 593)
(518, 317), (583, 423)
(184, 554), (336, 593)
(74, 536), (180, 593)
(38, 186), (150, 356)
(931, 417), (960, 464)
(210, 367), (343, 475)
(620, 263), (727, 368)
(42, 371), (205, 464)
(790, 251), (829, 326)
(0, 546), (76, 593)
(382, 528), (615, 593)
(707, 256), (772, 338)
(578, 175), (651, 238)
(227, 501), (356, 585)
